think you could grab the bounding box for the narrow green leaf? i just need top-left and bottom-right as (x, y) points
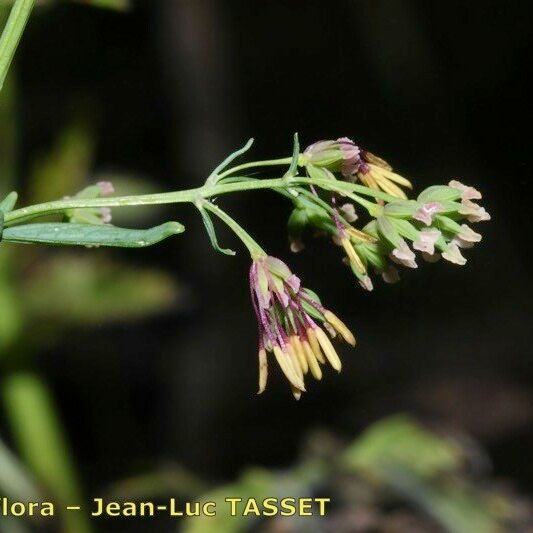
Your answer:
(208, 138), (254, 181)
(197, 205), (235, 256)
(284, 132), (300, 178)
(2, 221), (185, 247)
(0, 191), (17, 213)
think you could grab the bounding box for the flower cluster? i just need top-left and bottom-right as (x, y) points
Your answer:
(341, 180), (490, 290)
(65, 181), (114, 225)
(302, 137), (412, 198)
(250, 255), (355, 399)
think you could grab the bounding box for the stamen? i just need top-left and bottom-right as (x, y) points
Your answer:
(302, 340), (323, 380)
(273, 346), (305, 391)
(287, 342), (304, 382)
(291, 335), (309, 375)
(257, 348), (268, 394)
(324, 311), (356, 346)
(341, 237), (366, 273)
(315, 327), (342, 372)
(291, 385), (302, 401)
(307, 327), (326, 364)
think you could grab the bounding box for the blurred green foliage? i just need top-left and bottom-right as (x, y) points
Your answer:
(0, 0), (129, 12)
(0, 34), (183, 531)
(183, 415), (524, 533)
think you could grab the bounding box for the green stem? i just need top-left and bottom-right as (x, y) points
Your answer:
(202, 201), (265, 258)
(217, 157), (293, 179)
(0, 0), (34, 91)
(4, 176), (391, 227)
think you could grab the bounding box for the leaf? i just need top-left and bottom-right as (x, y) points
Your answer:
(71, 0), (131, 11)
(284, 132), (300, 178)
(0, 191), (17, 213)
(2, 221), (185, 248)
(28, 122), (94, 205)
(343, 414), (462, 479)
(2, 373), (91, 533)
(22, 254), (184, 324)
(184, 468), (277, 533)
(0, 435), (43, 502)
(208, 138), (254, 181)
(197, 206), (235, 256)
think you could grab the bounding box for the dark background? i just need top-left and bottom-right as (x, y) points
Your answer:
(7, 0), (533, 523)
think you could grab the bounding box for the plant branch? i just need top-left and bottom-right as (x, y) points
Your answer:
(0, 0), (34, 91)
(3, 176), (391, 227)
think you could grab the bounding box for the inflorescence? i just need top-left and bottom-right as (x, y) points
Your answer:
(0, 135), (490, 399)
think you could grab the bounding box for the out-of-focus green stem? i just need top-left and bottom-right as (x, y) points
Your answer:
(0, 0), (34, 91)
(2, 372), (92, 533)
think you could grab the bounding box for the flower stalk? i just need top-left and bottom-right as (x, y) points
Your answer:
(0, 135), (490, 398)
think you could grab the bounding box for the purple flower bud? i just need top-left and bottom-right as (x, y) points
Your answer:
(390, 240), (417, 269)
(442, 242), (467, 265)
(459, 199), (491, 222)
(303, 137), (361, 178)
(339, 203), (358, 222)
(100, 207), (112, 224)
(413, 202), (443, 226)
(448, 179), (481, 201)
(249, 255), (354, 397)
(97, 181), (115, 196)
(413, 229), (441, 255)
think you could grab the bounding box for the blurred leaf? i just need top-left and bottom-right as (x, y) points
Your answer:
(2, 373), (92, 533)
(3, 221), (185, 247)
(92, 173), (165, 225)
(343, 415), (513, 533)
(70, 0), (131, 11)
(22, 254), (184, 324)
(343, 414), (462, 479)
(106, 465), (207, 501)
(385, 470), (510, 533)
(0, 191), (17, 212)
(0, 517), (31, 533)
(184, 468), (277, 533)
(28, 122), (94, 204)
(0, 435), (43, 501)
(0, 0), (130, 12)
(0, 73), (16, 196)
(0, 251), (24, 354)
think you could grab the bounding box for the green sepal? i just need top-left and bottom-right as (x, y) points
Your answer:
(301, 287), (322, 306)
(376, 216), (403, 248)
(383, 200), (418, 218)
(300, 299), (325, 323)
(287, 207), (309, 238)
(389, 218), (421, 242)
(356, 243), (388, 271)
(418, 186), (461, 203)
(2, 221), (185, 248)
(434, 214), (463, 234)
(306, 164), (335, 182)
(0, 192), (18, 213)
(197, 206), (236, 256)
